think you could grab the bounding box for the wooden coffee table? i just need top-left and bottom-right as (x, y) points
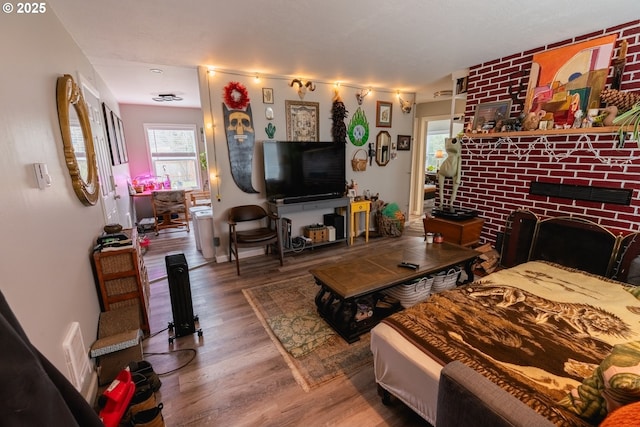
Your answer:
(310, 237), (479, 342)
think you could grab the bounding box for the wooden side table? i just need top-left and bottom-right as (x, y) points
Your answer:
(350, 200), (371, 245)
(423, 216), (484, 247)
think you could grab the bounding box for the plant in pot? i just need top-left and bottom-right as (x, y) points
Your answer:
(613, 101), (640, 147)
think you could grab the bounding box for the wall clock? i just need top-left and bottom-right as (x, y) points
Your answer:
(348, 107), (370, 146)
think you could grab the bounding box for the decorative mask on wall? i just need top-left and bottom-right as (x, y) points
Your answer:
(222, 81), (258, 193)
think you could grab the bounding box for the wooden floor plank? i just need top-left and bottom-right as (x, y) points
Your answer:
(141, 225), (431, 426)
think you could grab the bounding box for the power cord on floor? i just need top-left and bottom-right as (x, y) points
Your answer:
(143, 327), (170, 341)
(143, 349), (197, 376)
(141, 327), (198, 375)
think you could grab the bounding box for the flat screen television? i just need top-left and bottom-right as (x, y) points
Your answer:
(263, 141), (346, 203)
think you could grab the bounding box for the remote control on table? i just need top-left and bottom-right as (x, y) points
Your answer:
(398, 261), (419, 270)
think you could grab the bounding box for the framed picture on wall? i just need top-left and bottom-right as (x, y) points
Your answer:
(102, 102), (120, 165)
(262, 88), (274, 104)
(397, 135), (411, 151)
(285, 100), (319, 141)
(472, 100), (512, 132)
(115, 116), (128, 163)
(376, 101), (393, 127)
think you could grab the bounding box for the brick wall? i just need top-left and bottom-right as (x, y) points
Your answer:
(452, 20), (640, 245)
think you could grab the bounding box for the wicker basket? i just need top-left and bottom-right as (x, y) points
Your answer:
(351, 149), (368, 171)
(376, 212), (405, 237)
(431, 267), (461, 293)
(383, 276), (434, 308)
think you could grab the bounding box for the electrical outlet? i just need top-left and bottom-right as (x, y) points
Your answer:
(213, 237), (220, 246)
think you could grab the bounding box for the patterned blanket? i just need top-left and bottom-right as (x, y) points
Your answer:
(382, 261), (640, 427)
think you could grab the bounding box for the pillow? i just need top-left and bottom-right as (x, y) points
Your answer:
(558, 341), (640, 424)
(627, 256), (640, 286)
(600, 401), (640, 427)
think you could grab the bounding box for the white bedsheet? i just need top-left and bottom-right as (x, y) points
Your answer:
(370, 322), (443, 425)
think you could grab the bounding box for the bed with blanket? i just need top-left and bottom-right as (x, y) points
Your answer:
(371, 214), (640, 426)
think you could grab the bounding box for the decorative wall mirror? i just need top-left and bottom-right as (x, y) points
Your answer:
(56, 74), (100, 206)
(375, 130), (391, 166)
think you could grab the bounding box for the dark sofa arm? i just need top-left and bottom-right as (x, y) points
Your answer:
(436, 361), (555, 427)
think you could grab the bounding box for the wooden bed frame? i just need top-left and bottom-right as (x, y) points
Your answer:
(500, 211), (636, 281)
(372, 213), (640, 426)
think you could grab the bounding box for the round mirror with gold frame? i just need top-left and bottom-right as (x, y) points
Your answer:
(375, 130), (391, 166)
(56, 74), (100, 206)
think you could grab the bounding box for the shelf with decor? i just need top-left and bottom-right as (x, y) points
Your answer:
(464, 125), (629, 139)
(92, 228), (150, 334)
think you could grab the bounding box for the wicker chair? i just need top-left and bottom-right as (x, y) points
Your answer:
(227, 205), (283, 275)
(151, 190), (190, 235)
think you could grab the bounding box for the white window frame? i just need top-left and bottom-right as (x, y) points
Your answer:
(143, 123), (200, 189)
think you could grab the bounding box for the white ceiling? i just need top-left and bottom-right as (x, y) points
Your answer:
(48, 0), (640, 109)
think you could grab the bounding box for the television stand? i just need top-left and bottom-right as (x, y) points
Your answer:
(267, 197), (352, 252)
(281, 193), (341, 204)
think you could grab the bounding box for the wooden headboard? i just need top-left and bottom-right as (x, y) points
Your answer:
(501, 211), (638, 283)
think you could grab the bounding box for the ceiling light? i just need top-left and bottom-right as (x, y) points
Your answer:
(149, 68), (163, 74)
(152, 93), (183, 102)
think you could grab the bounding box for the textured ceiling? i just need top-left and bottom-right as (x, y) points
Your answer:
(48, 0), (640, 108)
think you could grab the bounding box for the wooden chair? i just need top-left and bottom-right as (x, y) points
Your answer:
(151, 190), (190, 235)
(189, 190), (212, 207)
(227, 205), (283, 275)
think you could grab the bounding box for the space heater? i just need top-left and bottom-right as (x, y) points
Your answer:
(165, 253), (202, 343)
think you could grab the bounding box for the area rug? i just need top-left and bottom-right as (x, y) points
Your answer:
(243, 275), (373, 391)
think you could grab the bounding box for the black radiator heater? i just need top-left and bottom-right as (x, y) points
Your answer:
(165, 253), (202, 343)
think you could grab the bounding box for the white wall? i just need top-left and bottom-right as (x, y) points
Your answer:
(197, 67), (415, 261)
(0, 11), (117, 388)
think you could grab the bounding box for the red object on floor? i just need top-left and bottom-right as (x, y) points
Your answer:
(99, 368), (135, 427)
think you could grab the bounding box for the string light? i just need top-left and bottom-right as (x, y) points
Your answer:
(203, 66), (410, 96)
(205, 69), (222, 201)
(463, 134), (640, 166)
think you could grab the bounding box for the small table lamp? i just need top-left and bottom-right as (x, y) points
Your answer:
(435, 149), (444, 170)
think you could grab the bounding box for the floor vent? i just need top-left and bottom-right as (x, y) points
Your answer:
(529, 181), (632, 205)
(62, 322), (90, 391)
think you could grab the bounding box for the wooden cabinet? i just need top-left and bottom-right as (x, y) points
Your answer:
(92, 228), (150, 334)
(423, 216), (484, 247)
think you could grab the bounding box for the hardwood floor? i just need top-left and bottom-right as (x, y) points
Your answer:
(140, 225), (432, 426)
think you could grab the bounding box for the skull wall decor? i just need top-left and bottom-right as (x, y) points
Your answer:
(289, 79), (316, 100)
(227, 111), (254, 142)
(223, 103), (258, 193)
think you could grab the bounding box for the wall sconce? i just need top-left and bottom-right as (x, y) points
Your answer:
(289, 79), (315, 100)
(355, 88), (371, 105)
(398, 92), (413, 114)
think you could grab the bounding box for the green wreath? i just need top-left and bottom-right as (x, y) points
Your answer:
(348, 107), (370, 146)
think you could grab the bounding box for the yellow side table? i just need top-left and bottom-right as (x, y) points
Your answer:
(350, 200), (371, 245)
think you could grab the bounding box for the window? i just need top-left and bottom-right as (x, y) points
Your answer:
(144, 124), (200, 189)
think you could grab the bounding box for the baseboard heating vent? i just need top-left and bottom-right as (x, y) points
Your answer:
(529, 181), (632, 205)
(62, 322), (90, 391)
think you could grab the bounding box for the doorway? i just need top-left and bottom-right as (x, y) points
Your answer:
(408, 116), (463, 222)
